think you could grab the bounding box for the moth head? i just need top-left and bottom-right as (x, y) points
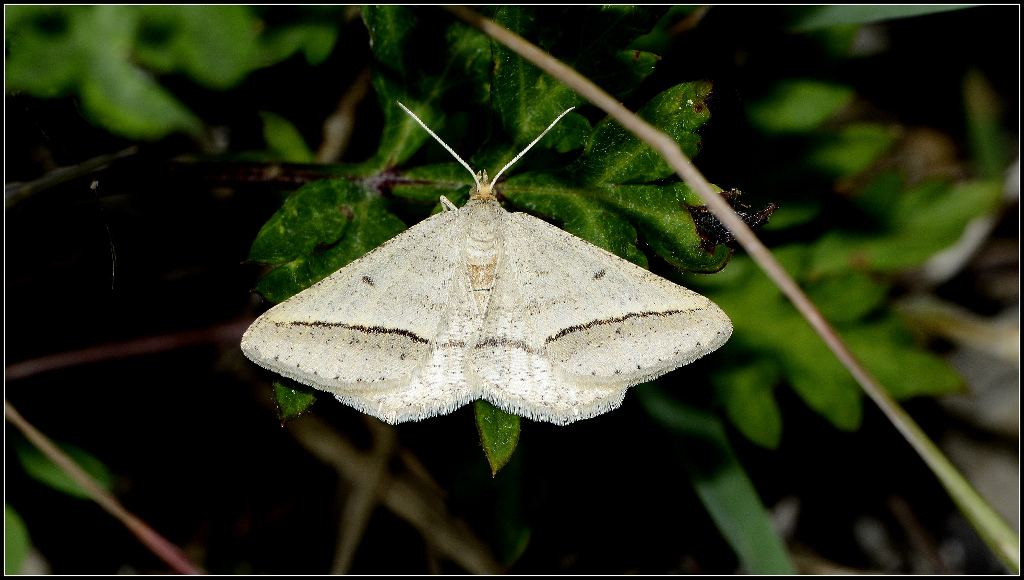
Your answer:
(470, 170), (494, 201)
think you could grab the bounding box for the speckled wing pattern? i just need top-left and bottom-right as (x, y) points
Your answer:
(467, 203), (732, 424)
(242, 198), (732, 425)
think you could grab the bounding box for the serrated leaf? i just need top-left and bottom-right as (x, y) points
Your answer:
(474, 400), (521, 476)
(636, 384), (796, 574)
(615, 183), (734, 271)
(571, 82), (712, 184)
(4, 504), (31, 576)
(500, 173), (645, 265)
(13, 439), (114, 500)
(379, 83), (730, 275)
(274, 380), (318, 422)
(491, 6), (666, 150)
(249, 179), (406, 303)
(248, 179), (357, 264)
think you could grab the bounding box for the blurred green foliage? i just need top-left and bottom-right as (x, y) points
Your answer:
(12, 438), (114, 500)
(5, 5), (341, 139)
(679, 69), (1002, 448)
(5, 504), (31, 575)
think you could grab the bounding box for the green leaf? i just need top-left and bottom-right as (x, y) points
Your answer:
(490, 8), (583, 154)
(361, 6), (493, 170)
(501, 174), (647, 266)
(274, 380), (318, 422)
(5, 6), (340, 140)
(391, 164), (475, 205)
(630, 6), (708, 54)
(779, 324), (864, 431)
(495, 81), (726, 273)
(474, 401), (521, 476)
(713, 359), (784, 449)
(807, 123), (897, 178)
(688, 234), (970, 437)
(248, 179), (407, 303)
(964, 68), (1009, 180)
(571, 82), (711, 184)
(259, 111), (316, 163)
(13, 439), (114, 500)
(5, 504), (31, 576)
(759, 201), (823, 231)
(809, 178), (1004, 275)
(636, 384), (796, 574)
(689, 247), (865, 431)
(133, 6), (261, 89)
(788, 5), (977, 32)
(248, 179), (355, 264)
(4, 6), (203, 140)
(848, 169), (905, 225)
(747, 79), (855, 134)
(843, 317), (965, 399)
(491, 6), (666, 150)
(804, 271), (888, 324)
(5, 6), (93, 97)
(259, 20), (340, 66)
(77, 58), (205, 140)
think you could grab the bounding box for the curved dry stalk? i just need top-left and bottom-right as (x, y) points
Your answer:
(5, 319), (253, 381)
(4, 399), (205, 575)
(283, 409), (502, 574)
(5, 146), (139, 209)
(443, 5), (1019, 573)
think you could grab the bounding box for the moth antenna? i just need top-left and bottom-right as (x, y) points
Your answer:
(491, 106), (576, 183)
(397, 101), (481, 190)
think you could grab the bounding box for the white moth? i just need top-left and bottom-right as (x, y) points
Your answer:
(241, 102), (733, 425)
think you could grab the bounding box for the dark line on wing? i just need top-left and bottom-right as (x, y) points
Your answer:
(545, 309), (694, 344)
(474, 336), (538, 354)
(280, 320), (429, 344)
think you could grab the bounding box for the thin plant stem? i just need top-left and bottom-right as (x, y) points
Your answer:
(5, 399), (205, 575)
(443, 5), (1019, 573)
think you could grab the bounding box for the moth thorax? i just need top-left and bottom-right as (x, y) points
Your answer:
(464, 200), (500, 314)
